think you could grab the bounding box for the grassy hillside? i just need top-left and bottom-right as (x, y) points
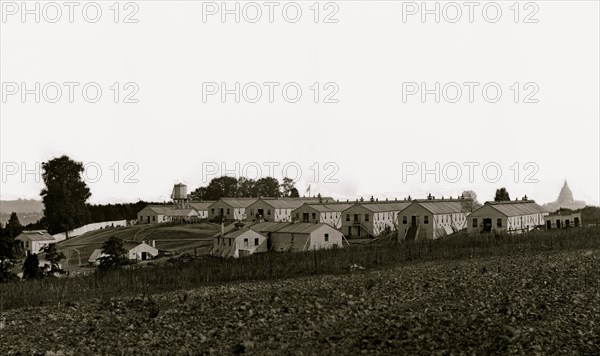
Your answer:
(56, 223), (219, 270)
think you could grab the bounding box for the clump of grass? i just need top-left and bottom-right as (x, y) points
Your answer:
(1, 226), (598, 310)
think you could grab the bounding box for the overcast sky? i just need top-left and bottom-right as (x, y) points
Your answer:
(1, 1), (598, 205)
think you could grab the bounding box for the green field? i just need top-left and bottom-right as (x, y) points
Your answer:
(56, 223), (219, 271)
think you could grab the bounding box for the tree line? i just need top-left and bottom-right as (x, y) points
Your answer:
(189, 176), (300, 201)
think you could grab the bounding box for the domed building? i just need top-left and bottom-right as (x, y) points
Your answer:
(542, 180), (586, 212)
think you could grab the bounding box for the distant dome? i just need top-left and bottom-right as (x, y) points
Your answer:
(557, 181), (574, 203)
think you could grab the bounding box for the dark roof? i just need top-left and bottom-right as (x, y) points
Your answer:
(415, 201), (466, 215)
(301, 203), (355, 212)
(213, 198), (258, 208)
(250, 222), (292, 233)
(16, 230), (55, 242)
(253, 197), (335, 209)
(274, 223), (330, 234)
(482, 200), (546, 217)
(189, 202), (216, 211)
(142, 206), (173, 215)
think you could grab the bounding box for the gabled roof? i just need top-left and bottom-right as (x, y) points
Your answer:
(189, 202), (216, 211)
(123, 241), (157, 251)
(342, 201), (411, 213)
(413, 200), (466, 215)
(88, 249), (107, 263)
(211, 198), (258, 208)
(361, 202), (412, 213)
(253, 197), (335, 209)
(16, 230), (55, 242)
(250, 222), (292, 233)
(274, 223), (330, 234)
(167, 209), (198, 217)
(142, 205), (173, 215)
(481, 200), (546, 217)
(223, 227), (267, 239)
(300, 203), (354, 213)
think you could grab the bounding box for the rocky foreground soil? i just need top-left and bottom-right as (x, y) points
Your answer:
(1, 249), (599, 355)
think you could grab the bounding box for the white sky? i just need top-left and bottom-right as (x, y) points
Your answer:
(1, 1), (598, 205)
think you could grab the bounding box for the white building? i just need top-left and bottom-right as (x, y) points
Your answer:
(467, 199), (547, 234)
(15, 230), (56, 255)
(291, 203), (354, 229)
(189, 201), (215, 219)
(137, 206), (172, 224)
(207, 198), (258, 221)
(398, 198), (470, 240)
(246, 197), (334, 223)
(544, 212), (582, 229)
(341, 201), (412, 238)
(125, 241), (159, 261)
(88, 240), (159, 264)
(270, 223), (344, 252)
(211, 222), (268, 258)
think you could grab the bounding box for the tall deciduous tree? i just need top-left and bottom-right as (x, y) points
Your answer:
(280, 177), (296, 197)
(461, 190), (482, 212)
(494, 188), (511, 202)
(203, 176), (239, 200)
(40, 156), (92, 234)
(256, 177), (281, 197)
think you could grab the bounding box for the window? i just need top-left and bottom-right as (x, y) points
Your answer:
(472, 218), (478, 228)
(365, 214), (369, 222)
(152, 216), (156, 221)
(312, 213), (316, 220)
(424, 216), (429, 224)
(497, 218), (502, 228)
(211, 208), (215, 214)
(291, 234), (294, 242)
(402, 216), (407, 224)
(250, 209), (254, 216)
(296, 213), (299, 219)
(244, 238), (248, 247)
(267, 209), (271, 215)
(255, 238), (259, 246)
(227, 208), (230, 215)
(346, 214), (350, 221)
(324, 233), (329, 242)
(229, 239), (232, 246)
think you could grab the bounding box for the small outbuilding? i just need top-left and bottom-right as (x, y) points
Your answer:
(137, 206), (173, 224)
(15, 230), (56, 255)
(544, 212), (582, 229)
(125, 241), (159, 261)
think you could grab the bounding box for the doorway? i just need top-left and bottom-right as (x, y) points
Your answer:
(483, 218), (492, 232)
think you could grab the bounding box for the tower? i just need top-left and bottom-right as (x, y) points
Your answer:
(171, 183), (189, 209)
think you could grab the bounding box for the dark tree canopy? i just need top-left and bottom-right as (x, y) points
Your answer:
(0, 214), (23, 260)
(98, 236), (129, 272)
(6, 212), (23, 238)
(41, 155), (92, 234)
(22, 253), (41, 280)
(494, 188), (511, 202)
(190, 176), (298, 200)
(255, 177), (281, 197)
